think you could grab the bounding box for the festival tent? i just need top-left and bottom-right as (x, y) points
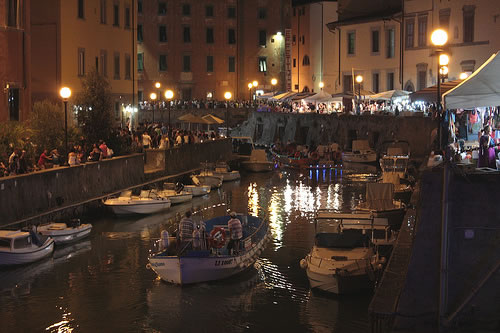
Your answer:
(303, 90), (343, 103)
(368, 90), (411, 101)
(409, 80), (462, 103)
(202, 114), (225, 124)
(443, 51), (500, 109)
(178, 113), (209, 130)
(270, 91), (296, 101)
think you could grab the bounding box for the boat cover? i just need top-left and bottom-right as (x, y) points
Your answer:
(365, 183), (395, 210)
(315, 230), (369, 248)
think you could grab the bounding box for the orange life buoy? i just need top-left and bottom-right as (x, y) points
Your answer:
(209, 227), (226, 249)
(294, 152), (301, 158)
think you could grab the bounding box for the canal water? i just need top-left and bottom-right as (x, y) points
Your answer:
(0, 164), (379, 332)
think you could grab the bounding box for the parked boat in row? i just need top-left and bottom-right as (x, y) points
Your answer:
(241, 149), (274, 172)
(37, 219), (92, 245)
(103, 190), (171, 215)
(342, 140), (377, 164)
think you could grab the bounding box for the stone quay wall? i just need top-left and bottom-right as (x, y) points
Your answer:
(232, 112), (437, 160)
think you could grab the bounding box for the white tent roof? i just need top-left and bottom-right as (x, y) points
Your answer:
(368, 90), (411, 101)
(303, 90), (342, 103)
(444, 51), (500, 109)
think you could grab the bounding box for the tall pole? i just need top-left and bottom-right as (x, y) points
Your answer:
(437, 52), (442, 151)
(64, 100), (68, 161)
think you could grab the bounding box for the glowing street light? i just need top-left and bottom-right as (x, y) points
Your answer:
(439, 54), (450, 66)
(150, 92), (157, 100)
(252, 81), (258, 87)
(248, 83), (253, 89)
(59, 86), (71, 163)
(164, 89), (174, 137)
(431, 29), (448, 46)
(224, 91), (232, 138)
(319, 81), (324, 90)
(459, 72), (469, 80)
(431, 28), (449, 150)
(354, 75), (363, 114)
(355, 75), (363, 84)
(271, 78), (278, 86)
(155, 82), (161, 89)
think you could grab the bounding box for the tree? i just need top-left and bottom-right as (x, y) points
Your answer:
(28, 100), (65, 153)
(0, 122), (29, 165)
(73, 69), (114, 144)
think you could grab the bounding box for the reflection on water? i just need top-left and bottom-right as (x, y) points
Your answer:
(0, 164), (376, 332)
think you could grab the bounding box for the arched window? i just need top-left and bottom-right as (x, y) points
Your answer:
(302, 86), (310, 92)
(404, 80), (415, 92)
(302, 55), (310, 66)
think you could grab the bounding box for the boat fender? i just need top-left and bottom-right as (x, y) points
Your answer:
(299, 259), (308, 269)
(146, 263), (152, 270)
(161, 230), (169, 249)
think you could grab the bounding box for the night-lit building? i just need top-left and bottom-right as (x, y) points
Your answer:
(137, 0), (291, 101)
(30, 0), (137, 123)
(0, 0), (31, 122)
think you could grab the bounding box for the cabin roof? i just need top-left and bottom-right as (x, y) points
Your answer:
(0, 230), (29, 239)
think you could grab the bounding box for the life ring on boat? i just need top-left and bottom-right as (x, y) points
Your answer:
(310, 152), (319, 160)
(294, 152), (301, 158)
(209, 227), (226, 249)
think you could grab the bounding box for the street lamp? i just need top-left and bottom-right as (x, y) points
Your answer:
(355, 75), (363, 114)
(154, 82), (161, 122)
(164, 89), (174, 137)
(224, 91), (232, 137)
(248, 82), (253, 100)
(431, 28), (448, 150)
(59, 86), (71, 163)
(271, 78), (278, 95)
(319, 81), (324, 91)
(459, 72), (469, 80)
(150, 92), (157, 123)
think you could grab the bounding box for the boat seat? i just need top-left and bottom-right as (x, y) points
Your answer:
(48, 223), (67, 230)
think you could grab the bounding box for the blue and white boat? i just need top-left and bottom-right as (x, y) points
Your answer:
(148, 214), (269, 285)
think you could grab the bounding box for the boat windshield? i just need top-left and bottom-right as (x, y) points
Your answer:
(315, 229), (369, 248)
(13, 236), (32, 249)
(315, 218), (341, 234)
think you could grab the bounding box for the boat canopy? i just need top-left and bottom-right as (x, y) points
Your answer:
(365, 183), (395, 210)
(315, 229), (369, 248)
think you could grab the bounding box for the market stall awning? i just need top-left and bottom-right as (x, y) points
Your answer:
(256, 92), (275, 100)
(410, 80), (462, 103)
(202, 114), (225, 124)
(368, 90), (411, 101)
(303, 90), (342, 103)
(177, 114), (208, 123)
(270, 91), (296, 101)
(287, 92), (315, 101)
(443, 51), (500, 109)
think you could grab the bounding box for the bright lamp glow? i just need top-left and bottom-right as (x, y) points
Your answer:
(355, 75), (363, 83)
(164, 90), (174, 99)
(319, 82), (324, 88)
(431, 29), (448, 46)
(224, 91), (232, 100)
(248, 83), (253, 89)
(155, 82), (161, 89)
(439, 54), (450, 66)
(275, 32), (283, 41)
(271, 78), (278, 86)
(150, 92), (157, 100)
(459, 72), (469, 80)
(252, 80), (258, 87)
(59, 87), (71, 99)
(439, 66), (449, 75)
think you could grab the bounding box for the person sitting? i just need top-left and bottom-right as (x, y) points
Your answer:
(68, 148), (80, 166)
(227, 212), (242, 255)
(51, 149), (61, 167)
(37, 149), (53, 169)
(89, 144), (101, 162)
(178, 211), (194, 253)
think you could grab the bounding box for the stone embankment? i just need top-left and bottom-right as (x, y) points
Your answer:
(0, 139), (232, 227)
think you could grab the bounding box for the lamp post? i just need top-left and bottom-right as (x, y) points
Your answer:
(59, 87), (71, 163)
(154, 82), (161, 123)
(150, 92), (157, 123)
(319, 81), (324, 91)
(252, 80), (258, 101)
(164, 89), (174, 138)
(431, 28), (448, 151)
(248, 82), (253, 101)
(355, 75), (363, 114)
(224, 91), (232, 137)
(271, 78), (278, 96)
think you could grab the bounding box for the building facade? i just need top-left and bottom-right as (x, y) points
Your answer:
(31, 0), (137, 123)
(137, 0), (291, 102)
(291, 0), (338, 94)
(0, 0), (31, 122)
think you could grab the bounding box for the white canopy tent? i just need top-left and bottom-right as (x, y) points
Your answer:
(444, 51), (500, 109)
(368, 90), (411, 101)
(303, 90), (343, 103)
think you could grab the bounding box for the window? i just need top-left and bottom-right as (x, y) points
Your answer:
(207, 56), (214, 72)
(259, 30), (267, 47)
(387, 72), (394, 90)
(159, 26), (167, 42)
(417, 70), (426, 90)
(463, 5), (475, 43)
(78, 0), (84, 19)
(7, 0), (19, 27)
(347, 32), (355, 55)
(418, 16), (427, 47)
(372, 73), (379, 93)
(158, 2), (167, 15)
(183, 55), (191, 72)
(138, 52), (144, 72)
(78, 48), (85, 76)
(371, 30), (379, 53)
(302, 55), (310, 66)
(206, 28), (214, 43)
(228, 29), (236, 44)
(182, 4), (190, 16)
(258, 57), (267, 72)
(114, 52), (120, 79)
(258, 7), (267, 19)
(138, 90), (143, 102)
(100, 50), (107, 77)
(13, 236), (30, 249)
(439, 8), (450, 30)
(183, 26), (191, 43)
(8, 88), (19, 121)
(228, 56), (235, 72)
(386, 28), (395, 58)
(113, 2), (119, 26)
(159, 54), (167, 71)
(125, 54), (131, 79)
(137, 24), (143, 42)
(138, 0), (142, 14)
(125, 6), (130, 28)
(228, 7), (236, 19)
(293, 58), (296, 68)
(100, 0), (106, 24)
(405, 19), (414, 49)
(206, 5), (214, 17)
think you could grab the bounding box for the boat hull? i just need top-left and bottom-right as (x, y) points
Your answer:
(38, 224), (92, 245)
(241, 161), (274, 172)
(195, 176), (223, 189)
(213, 171), (241, 181)
(105, 200), (171, 215)
(183, 185), (211, 197)
(306, 268), (373, 294)
(0, 238), (54, 265)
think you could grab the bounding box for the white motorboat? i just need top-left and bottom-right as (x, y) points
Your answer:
(342, 140), (377, 163)
(103, 190), (171, 215)
(37, 220), (92, 245)
(0, 229), (54, 265)
(191, 174), (223, 189)
(379, 143), (413, 204)
(156, 189), (193, 204)
(148, 214), (269, 285)
(183, 184), (211, 197)
(212, 163), (241, 181)
(300, 211), (392, 294)
(241, 149), (274, 172)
